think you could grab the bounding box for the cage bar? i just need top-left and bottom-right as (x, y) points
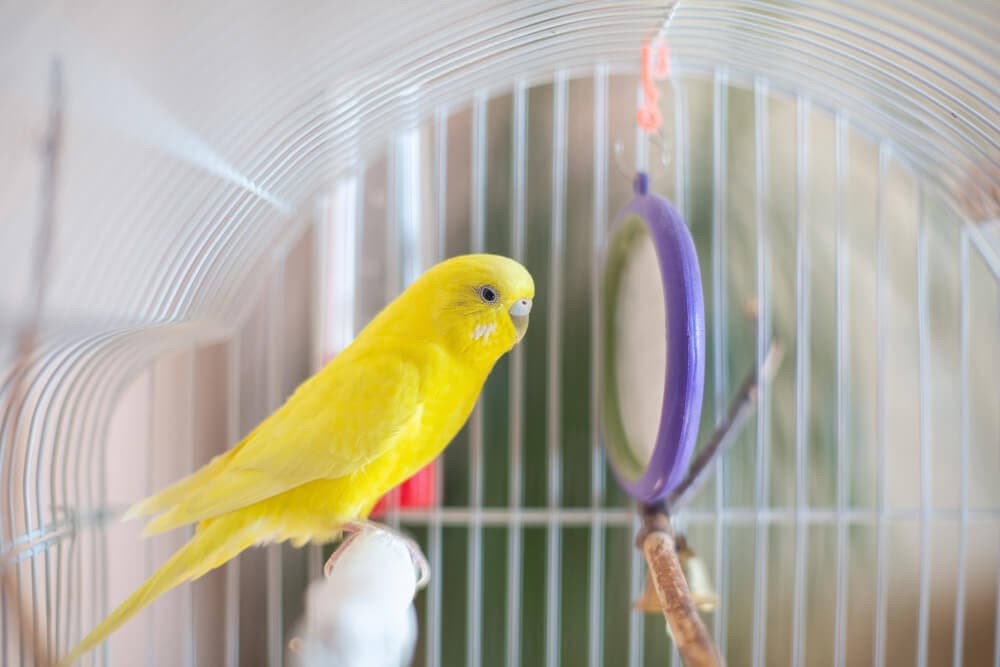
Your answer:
(711, 65), (730, 653)
(506, 81), (527, 667)
(588, 63), (609, 667)
(266, 258), (285, 667)
(995, 234), (1000, 667)
(224, 337), (240, 667)
(833, 110), (850, 667)
(751, 75), (772, 667)
(954, 227), (970, 667)
(673, 78), (688, 213)
(873, 142), (890, 667)
(467, 91), (487, 667)
(916, 186), (932, 667)
(791, 92), (811, 667)
(545, 70), (568, 667)
(628, 515), (643, 667)
(145, 370), (157, 667)
(426, 105), (449, 667)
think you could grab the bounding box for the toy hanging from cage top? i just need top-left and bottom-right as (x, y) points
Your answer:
(600, 38), (784, 667)
(602, 37), (705, 505)
(602, 172), (705, 502)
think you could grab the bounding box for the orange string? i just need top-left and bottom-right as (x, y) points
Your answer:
(637, 38), (669, 134)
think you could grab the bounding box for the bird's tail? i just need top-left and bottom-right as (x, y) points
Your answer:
(123, 425), (262, 522)
(60, 515), (259, 666)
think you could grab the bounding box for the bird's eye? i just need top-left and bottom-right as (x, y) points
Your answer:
(478, 285), (499, 304)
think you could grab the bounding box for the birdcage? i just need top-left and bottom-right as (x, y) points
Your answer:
(1, 2), (998, 666)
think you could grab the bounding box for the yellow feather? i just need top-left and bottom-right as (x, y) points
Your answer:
(62, 254), (534, 664)
(60, 515), (260, 666)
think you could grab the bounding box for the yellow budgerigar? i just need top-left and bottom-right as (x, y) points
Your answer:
(62, 253), (534, 665)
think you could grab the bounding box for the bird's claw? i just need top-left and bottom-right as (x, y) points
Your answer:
(324, 520), (430, 589)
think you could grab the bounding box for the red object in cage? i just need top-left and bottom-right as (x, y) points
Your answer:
(370, 459), (438, 517)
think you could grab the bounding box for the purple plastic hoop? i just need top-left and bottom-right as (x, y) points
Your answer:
(603, 172), (705, 504)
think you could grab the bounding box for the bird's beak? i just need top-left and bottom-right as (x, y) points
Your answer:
(509, 298), (532, 341)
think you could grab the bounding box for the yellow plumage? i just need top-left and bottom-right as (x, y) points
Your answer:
(61, 253), (534, 665)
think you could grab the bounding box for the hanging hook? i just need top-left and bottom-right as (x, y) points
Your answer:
(612, 139), (633, 183)
(611, 128), (671, 183)
(650, 128), (672, 168)
(611, 37), (673, 182)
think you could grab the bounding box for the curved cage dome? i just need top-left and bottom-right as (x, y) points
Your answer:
(0, 1), (995, 331)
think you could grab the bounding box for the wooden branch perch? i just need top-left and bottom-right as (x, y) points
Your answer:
(634, 333), (785, 667)
(638, 508), (722, 667)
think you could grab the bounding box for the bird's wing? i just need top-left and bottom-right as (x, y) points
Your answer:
(148, 351), (423, 530)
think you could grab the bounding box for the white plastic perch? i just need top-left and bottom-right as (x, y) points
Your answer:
(288, 527), (427, 667)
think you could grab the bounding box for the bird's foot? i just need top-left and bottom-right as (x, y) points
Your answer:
(323, 520), (430, 589)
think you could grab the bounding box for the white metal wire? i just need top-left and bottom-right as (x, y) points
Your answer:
(545, 70), (568, 667)
(588, 63), (609, 667)
(426, 106), (448, 667)
(751, 75), (772, 667)
(916, 187), (932, 667)
(468, 91), (487, 667)
(185, 349), (197, 667)
(266, 260), (284, 667)
(710, 65), (730, 656)
(955, 226), (971, 667)
(224, 337), (240, 667)
(832, 110), (850, 667)
(506, 82), (526, 667)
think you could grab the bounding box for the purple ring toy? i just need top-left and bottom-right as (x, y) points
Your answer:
(602, 173), (705, 504)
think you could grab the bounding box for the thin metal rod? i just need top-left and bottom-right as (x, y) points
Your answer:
(396, 128), (423, 289)
(146, 368), (157, 667)
(185, 349), (197, 667)
(467, 91), (487, 667)
(1, 503), (992, 549)
(506, 82), (527, 667)
(627, 515), (644, 667)
(266, 257), (285, 667)
(44, 334), (107, 664)
(674, 77), (688, 215)
(69, 500), (1000, 534)
(384, 138), (402, 532)
(0, 58), (62, 667)
(953, 227), (970, 667)
(873, 143), (890, 667)
(711, 65), (730, 652)
(427, 105), (448, 667)
(995, 267), (1000, 667)
(916, 187), (932, 667)
(751, 77), (772, 667)
(832, 111), (851, 667)
(545, 69), (568, 667)
(87, 358), (105, 667)
(224, 336), (241, 667)
(966, 223), (1000, 276)
(588, 63), (608, 667)
(667, 340), (783, 511)
(791, 94), (811, 667)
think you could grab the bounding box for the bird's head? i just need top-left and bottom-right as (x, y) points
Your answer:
(421, 254), (534, 363)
